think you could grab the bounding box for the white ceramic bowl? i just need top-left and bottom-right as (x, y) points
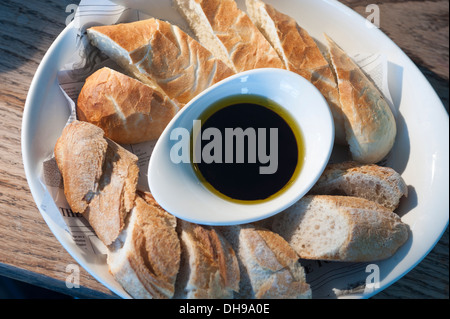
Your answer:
(148, 68), (334, 225)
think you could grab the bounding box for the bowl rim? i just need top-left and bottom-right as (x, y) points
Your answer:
(148, 67), (335, 226)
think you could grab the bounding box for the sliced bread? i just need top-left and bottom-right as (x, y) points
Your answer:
(54, 120), (139, 246)
(272, 195), (409, 262)
(245, 0), (345, 144)
(77, 67), (179, 144)
(87, 18), (235, 105)
(218, 224), (311, 299)
(325, 35), (397, 163)
(174, 220), (240, 299)
(174, 0), (285, 72)
(107, 193), (180, 299)
(310, 161), (408, 211)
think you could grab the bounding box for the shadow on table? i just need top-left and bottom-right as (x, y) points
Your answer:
(0, 275), (73, 299)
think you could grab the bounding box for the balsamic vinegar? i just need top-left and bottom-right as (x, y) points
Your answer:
(192, 95), (304, 203)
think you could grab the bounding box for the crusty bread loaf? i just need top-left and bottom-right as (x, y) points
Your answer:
(174, 0), (285, 73)
(309, 161), (408, 211)
(325, 35), (397, 163)
(87, 18), (235, 105)
(272, 195), (409, 262)
(245, 0), (345, 145)
(107, 193), (180, 299)
(218, 224), (311, 299)
(77, 67), (179, 144)
(54, 120), (139, 246)
(174, 220), (240, 299)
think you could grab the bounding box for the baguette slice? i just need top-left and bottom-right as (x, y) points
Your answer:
(245, 0), (345, 144)
(310, 161), (408, 211)
(87, 18), (235, 105)
(107, 193), (180, 299)
(325, 35), (397, 163)
(218, 225), (311, 299)
(174, 0), (285, 73)
(272, 195), (409, 262)
(54, 120), (139, 246)
(174, 220), (240, 299)
(54, 120), (108, 214)
(77, 67), (179, 144)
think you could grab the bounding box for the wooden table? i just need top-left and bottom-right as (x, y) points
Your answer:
(0, 0), (448, 299)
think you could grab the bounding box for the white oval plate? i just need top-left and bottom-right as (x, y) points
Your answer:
(21, 0), (449, 299)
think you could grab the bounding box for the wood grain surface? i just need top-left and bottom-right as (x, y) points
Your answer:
(0, 0), (448, 299)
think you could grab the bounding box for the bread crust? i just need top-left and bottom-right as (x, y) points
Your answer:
(175, 220), (240, 298)
(218, 225), (311, 299)
(87, 18), (235, 105)
(107, 194), (180, 299)
(272, 195), (409, 262)
(77, 67), (179, 144)
(245, 0), (345, 144)
(54, 121), (139, 246)
(54, 121), (107, 214)
(325, 35), (397, 164)
(310, 161), (408, 211)
(175, 0), (285, 72)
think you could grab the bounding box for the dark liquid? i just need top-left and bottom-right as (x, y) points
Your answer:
(192, 96), (304, 202)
